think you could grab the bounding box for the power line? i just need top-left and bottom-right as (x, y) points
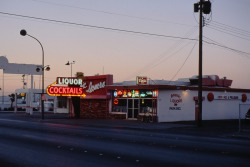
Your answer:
(206, 19), (250, 41)
(1, 11), (249, 57)
(203, 37), (250, 57)
(0, 11), (197, 42)
(212, 21), (250, 36)
(207, 25), (250, 41)
(124, 27), (198, 80)
(29, 0), (195, 27)
(168, 42), (197, 82)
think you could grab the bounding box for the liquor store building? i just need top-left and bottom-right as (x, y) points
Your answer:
(105, 75), (250, 122)
(48, 74), (250, 123)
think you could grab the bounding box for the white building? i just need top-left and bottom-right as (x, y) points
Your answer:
(106, 75), (250, 122)
(14, 88), (70, 114)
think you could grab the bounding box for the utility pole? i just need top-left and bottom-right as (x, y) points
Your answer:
(194, 0), (211, 127)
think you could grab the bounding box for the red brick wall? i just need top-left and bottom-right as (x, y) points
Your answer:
(80, 99), (108, 119)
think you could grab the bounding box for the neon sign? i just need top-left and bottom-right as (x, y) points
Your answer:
(47, 75), (111, 98)
(47, 82), (86, 97)
(86, 81), (105, 93)
(57, 77), (83, 85)
(153, 90), (158, 97)
(114, 99), (119, 105)
(114, 91), (118, 97)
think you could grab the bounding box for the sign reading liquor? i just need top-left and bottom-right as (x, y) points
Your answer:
(47, 77), (86, 97)
(136, 76), (147, 85)
(169, 94), (183, 110)
(57, 77), (83, 85)
(47, 75), (113, 99)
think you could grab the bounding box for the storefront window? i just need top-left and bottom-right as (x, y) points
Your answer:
(57, 96), (67, 108)
(112, 89), (158, 117)
(112, 99), (127, 112)
(140, 99), (153, 114)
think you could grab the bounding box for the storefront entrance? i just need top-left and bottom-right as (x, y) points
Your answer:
(111, 89), (158, 121)
(128, 99), (139, 119)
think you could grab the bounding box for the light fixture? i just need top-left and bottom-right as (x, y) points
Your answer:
(65, 61), (75, 77)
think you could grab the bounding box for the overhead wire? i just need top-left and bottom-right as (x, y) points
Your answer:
(206, 25), (250, 41)
(168, 42), (197, 82)
(0, 11), (248, 57)
(0, 11), (198, 42)
(206, 21), (250, 41)
(28, 0), (195, 27)
(203, 37), (250, 58)
(1, 11), (250, 83)
(211, 21), (250, 36)
(123, 27), (198, 80)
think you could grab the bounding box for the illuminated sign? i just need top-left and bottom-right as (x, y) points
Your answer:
(134, 90), (140, 97)
(113, 89), (158, 98)
(117, 90), (123, 96)
(132, 90), (135, 97)
(114, 99), (119, 105)
(127, 90), (132, 97)
(57, 77), (83, 85)
(20, 93), (26, 97)
(122, 90), (127, 97)
(86, 81), (105, 93)
(140, 92), (146, 97)
(114, 91), (117, 97)
(47, 82), (86, 97)
(153, 90), (158, 97)
(136, 76), (147, 85)
(47, 75), (112, 98)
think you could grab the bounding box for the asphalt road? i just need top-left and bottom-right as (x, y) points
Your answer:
(0, 116), (250, 167)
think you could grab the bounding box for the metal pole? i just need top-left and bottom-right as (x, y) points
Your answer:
(239, 104), (241, 132)
(2, 70), (4, 106)
(26, 34), (45, 120)
(198, 0), (203, 127)
(71, 63), (72, 77)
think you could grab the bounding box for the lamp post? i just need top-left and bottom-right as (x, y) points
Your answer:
(20, 29), (49, 120)
(65, 61), (75, 77)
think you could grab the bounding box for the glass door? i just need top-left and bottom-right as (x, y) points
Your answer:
(128, 99), (139, 119)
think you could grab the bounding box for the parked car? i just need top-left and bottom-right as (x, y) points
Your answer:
(245, 109), (250, 120)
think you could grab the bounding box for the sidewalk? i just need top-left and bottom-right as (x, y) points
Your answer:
(1, 111), (250, 139)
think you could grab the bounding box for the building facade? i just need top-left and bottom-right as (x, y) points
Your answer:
(18, 74), (249, 123)
(105, 75), (250, 122)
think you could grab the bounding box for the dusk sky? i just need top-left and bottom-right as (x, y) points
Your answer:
(1, 0), (250, 95)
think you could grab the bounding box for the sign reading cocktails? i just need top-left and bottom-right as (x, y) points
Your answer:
(47, 75), (112, 98)
(47, 77), (86, 97)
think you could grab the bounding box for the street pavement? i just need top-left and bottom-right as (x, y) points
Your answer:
(0, 111), (250, 140)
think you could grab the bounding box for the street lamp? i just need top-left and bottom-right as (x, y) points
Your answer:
(65, 61), (75, 77)
(20, 29), (50, 120)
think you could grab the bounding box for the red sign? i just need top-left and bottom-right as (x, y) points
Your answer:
(47, 82), (85, 97)
(114, 99), (119, 105)
(47, 75), (113, 99)
(136, 76), (147, 85)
